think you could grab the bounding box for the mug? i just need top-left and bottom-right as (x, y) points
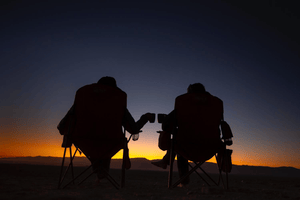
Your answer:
(148, 113), (156, 123)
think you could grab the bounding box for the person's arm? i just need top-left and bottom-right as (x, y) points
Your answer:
(122, 108), (138, 134)
(136, 114), (149, 131)
(122, 109), (149, 134)
(162, 110), (176, 134)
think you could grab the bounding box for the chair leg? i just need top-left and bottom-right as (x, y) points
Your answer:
(103, 169), (120, 190)
(196, 164), (218, 186)
(218, 167), (224, 187)
(69, 146), (75, 184)
(62, 165), (93, 189)
(216, 151), (230, 190)
(225, 150), (229, 190)
(121, 149), (126, 188)
(58, 147), (79, 189)
(58, 147), (67, 189)
(171, 161), (204, 188)
(78, 170), (96, 185)
(63, 163), (120, 190)
(168, 139), (175, 189)
(226, 171), (229, 190)
(216, 154), (225, 188)
(188, 163), (211, 186)
(78, 166), (121, 189)
(60, 135), (128, 190)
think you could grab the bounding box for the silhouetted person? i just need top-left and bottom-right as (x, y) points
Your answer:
(58, 76), (152, 182)
(152, 83), (230, 187)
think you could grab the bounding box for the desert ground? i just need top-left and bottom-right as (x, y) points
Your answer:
(0, 163), (299, 200)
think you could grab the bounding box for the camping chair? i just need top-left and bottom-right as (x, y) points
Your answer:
(57, 83), (133, 189)
(164, 91), (233, 189)
(58, 129), (133, 190)
(168, 134), (232, 189)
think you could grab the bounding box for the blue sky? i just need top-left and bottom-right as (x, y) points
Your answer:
(0, 0), (299, 168)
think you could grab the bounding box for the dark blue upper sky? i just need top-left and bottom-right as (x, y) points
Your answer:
(0, 0), (299, 167)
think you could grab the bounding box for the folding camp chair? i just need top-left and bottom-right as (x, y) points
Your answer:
(168, 134), (232, 190)
(162, 88), (233, 190)
(58, 129), (133, 190)
(57, 83), (133, 190)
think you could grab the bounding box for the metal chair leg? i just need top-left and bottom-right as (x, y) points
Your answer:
(168, 139), (175, 189)
(188, 163), (211, 186)
(69, 146), (75, 184)
(121, 148), (126, 188)
(58, 147), (67, 189)
(58, 147), (78, 189)
(62, 165), (93, 189)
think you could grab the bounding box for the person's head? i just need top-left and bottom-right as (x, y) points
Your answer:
(97, 76), (117, 87)
(187, 83), (206, 93)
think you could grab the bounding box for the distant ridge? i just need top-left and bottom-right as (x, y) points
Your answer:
(1, 156), (299, 178)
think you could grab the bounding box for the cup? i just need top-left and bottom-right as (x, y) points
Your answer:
(148, 113), (156, 123)
(132, 133), (139, 141)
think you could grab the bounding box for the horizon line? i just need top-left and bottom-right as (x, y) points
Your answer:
(1, 156), (299, 170)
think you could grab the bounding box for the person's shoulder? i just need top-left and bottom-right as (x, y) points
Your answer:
(101, 85), (127, 97)
(115, 87), (127, 97)
(175, 93), (189, 102)
(76, 83), (96, 92)
(207, 92), (223, 104)
(176, 93), (188, 99)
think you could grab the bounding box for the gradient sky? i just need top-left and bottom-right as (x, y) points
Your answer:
(1, 0), (299, 169)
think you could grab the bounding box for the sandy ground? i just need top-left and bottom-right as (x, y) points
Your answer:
(0, 163), (299, 200)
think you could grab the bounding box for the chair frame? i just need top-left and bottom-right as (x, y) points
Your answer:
(168, 134), (230, 190)
(58, 129), (131, 190)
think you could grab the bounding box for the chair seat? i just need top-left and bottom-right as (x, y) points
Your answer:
(175, 139), (222, 162)
(72, 137), (125, 159)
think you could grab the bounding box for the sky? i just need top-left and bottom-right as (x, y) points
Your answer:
(1, 0), (299, 169)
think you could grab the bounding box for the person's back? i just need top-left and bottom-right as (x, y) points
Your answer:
(174, 91), (223, 161)
(73, 83), (127, 140)
(175, 91), (223, 142)
(59, 76), (153, 181)
(152, 83), (228, 186)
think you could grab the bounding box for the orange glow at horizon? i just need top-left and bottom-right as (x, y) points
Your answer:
(2, 138), (300, 169)
(1, 122), (300, 170)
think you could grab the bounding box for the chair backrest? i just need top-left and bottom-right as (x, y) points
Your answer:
(174, 92), (223, 161)
(73, 83), (127, 140)
(70, 83), (127, 159)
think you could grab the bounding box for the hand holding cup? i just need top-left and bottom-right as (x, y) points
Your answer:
(145, 113), (156, 123)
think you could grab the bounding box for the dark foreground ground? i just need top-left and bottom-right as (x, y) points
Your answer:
(0, 163), (299, 200)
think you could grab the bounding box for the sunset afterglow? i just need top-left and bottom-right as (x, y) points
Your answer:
(1, 1), (299, 170)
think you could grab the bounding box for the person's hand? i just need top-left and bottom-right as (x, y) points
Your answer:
(140, 113), (149, 121)
(141, 113), (155, 123)
(146, 113), (155, 123)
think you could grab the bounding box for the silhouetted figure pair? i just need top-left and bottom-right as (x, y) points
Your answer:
(58, 77), (232, 187)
